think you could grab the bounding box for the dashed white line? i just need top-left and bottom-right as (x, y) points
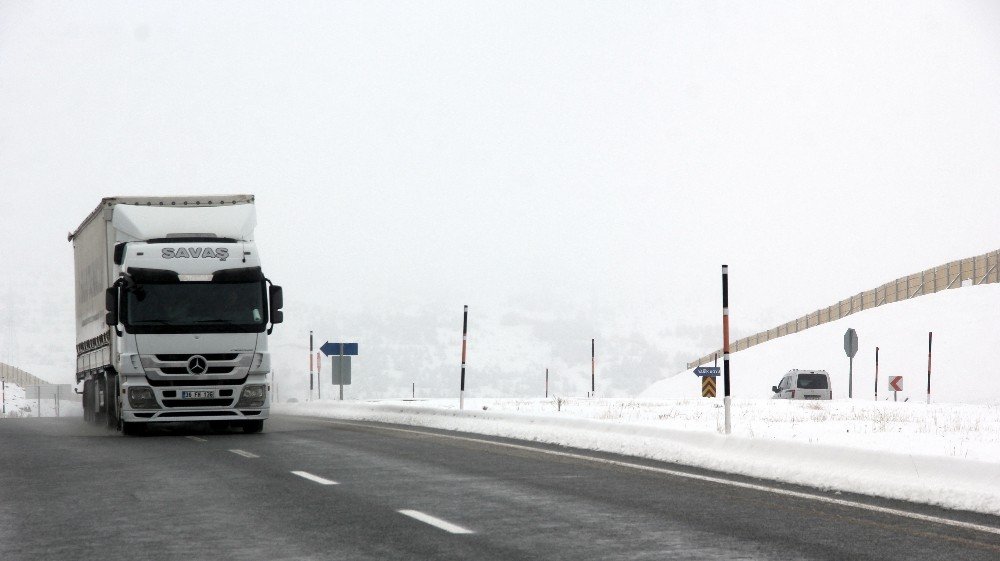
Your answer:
(291, 470), (338, 485)
(185, 436), (208, 442)
(398, 510), (474, 534)
(229, 449), (259, 459)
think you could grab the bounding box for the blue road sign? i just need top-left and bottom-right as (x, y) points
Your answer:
(694, 366), (721, 377)
(321, 342), (358, 356)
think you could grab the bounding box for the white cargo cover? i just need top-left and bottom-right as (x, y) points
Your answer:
(112, 205), (256, 242)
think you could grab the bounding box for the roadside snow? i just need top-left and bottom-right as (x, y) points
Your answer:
(274, 397), (1000, 516)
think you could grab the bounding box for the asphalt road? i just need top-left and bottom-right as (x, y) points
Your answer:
(0, 414), (997, 560)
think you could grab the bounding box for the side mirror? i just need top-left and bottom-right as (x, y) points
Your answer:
(771, 385), (779, 393)
(268, 285), (283, 325)
(105, 287), (119, 326)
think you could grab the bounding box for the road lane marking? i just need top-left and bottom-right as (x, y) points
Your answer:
(186, 436), (208, 442)
(229, 449), (259, 458)
(291, 471), (338, 485)
(398, 510), (474, 534)
(321, 419), (1000, 537)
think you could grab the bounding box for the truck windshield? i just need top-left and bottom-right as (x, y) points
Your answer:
(124, 281), (267, 334)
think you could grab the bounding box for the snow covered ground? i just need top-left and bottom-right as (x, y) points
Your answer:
(274, 396), (1000, 517)
(0, 382), (83, 418)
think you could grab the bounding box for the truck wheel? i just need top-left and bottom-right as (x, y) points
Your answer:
(82, 380), (93, 422)
(106, 375), (119, 430)
(241, 420), (264, 434)
(94, 379), (105, 424)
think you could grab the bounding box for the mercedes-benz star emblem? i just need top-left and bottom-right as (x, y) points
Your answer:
(187, 355), (208, 375)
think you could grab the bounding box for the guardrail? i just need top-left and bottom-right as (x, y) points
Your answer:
(687, 248), (1000, 369)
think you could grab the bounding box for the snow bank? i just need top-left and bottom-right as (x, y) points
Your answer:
(274, 397), (1000, 516)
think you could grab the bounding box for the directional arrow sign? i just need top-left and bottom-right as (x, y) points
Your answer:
(320, 342), (358, 356)
(694, 366), (721, 377)
(888, 376), (903, 392)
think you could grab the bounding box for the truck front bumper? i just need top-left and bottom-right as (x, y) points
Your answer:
(120, 378), (270, 423)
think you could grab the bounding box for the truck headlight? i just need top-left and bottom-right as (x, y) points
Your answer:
(127, 387), (160, 409)
(236, 385), (266, 408)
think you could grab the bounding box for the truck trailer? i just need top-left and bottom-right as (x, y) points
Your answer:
(69, 195), (283, 434)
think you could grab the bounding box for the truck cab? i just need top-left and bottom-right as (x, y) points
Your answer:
(71, 196), (283, 434)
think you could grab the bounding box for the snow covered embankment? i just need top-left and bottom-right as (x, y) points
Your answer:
(274, 398), (1000, 517)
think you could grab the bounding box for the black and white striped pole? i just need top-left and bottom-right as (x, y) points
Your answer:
(460, 305), (468, 410)
(722, 265), (732, 434)
(927, 332), (933, 404)
(590, 339), (597, 397)
(545, 368), (549, 398)
(309, 331), (314, 400)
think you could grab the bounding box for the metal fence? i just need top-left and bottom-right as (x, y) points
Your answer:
(687, 248), (1000, 369)
(15, 385), (79, 417)
(0, 362), (52, 388)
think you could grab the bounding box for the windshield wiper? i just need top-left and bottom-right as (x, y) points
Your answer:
(193, 319), (237, 324)
(134, 319), (172, 324)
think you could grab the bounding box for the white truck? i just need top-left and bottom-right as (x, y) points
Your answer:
(69, 195), (283, 434)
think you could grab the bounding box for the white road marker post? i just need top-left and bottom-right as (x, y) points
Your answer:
(460, 305), (468, 411)
(874, 346), (879, 402)
(722, 265), (732, 435)
(309, 331), (314, 401)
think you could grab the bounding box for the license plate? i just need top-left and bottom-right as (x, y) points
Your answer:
(181, 391), (215, 399)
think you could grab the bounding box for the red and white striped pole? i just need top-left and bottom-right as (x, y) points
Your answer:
(722, 265), (732, 434)
(460, 305), (468, 410)
(927, 332), (933, 404)
(316, 352), (322, 400)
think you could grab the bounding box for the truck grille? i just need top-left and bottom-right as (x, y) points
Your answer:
(140, 353), (253, 380)
(155, 354), (239, 361)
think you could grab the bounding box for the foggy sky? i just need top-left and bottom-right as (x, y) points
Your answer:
(1, 1), (999, 393)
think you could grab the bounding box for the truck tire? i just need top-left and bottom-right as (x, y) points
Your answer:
(94, 378), (107, 425)
(82, 380), (93, 422)
(241, 420), (264, 434)
(106, 375), (119, 430)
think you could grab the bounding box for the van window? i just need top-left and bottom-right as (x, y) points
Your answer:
(796, 374), (829, 389)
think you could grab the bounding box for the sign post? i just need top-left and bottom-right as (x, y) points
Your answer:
(889, 376), (903, 402)
(320, 342), (358, 401)
(694, 368), (720, 397)
(844, 328), (858, 398)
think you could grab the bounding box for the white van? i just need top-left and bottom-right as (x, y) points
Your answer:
(771, 369), (832, 400)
